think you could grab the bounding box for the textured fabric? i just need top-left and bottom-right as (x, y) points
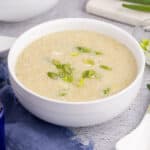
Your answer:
(0, 59), (93, 150)
(0, 107), (5, 150)
(86, 0), (150, 26)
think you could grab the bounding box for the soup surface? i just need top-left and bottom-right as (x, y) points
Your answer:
(15, 30), (137, 102)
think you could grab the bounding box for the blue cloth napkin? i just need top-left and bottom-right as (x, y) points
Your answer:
(0, 105), (5, 150)
(0, 59), (93, 150)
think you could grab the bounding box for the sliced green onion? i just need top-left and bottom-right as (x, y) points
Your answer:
(62, 75), (73, 83)
(140, 39), (150, 51)
(58, 89), (68, 96)
(121, 0), (150, 5)
(100, 65), (112, 71)
(77, 46), (91, 53)
(71, 52), (80, 56)
(49, 60), (74, 83)
(94, 51), (103, 55)
(52, 59), (62, 69)
(82, 70), (97, 79)
(61, 64), (73, 74)
(76, 78), (85, 87)
(59, 92), (67, 96)
(122, 3), (150, 12)
(103, 88), (111, 96)
(47, 72), (58, 79)
(83, 59), (95, 65)
(140, 39), (150, 65)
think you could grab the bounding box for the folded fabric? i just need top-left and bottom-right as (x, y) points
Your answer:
(0, 104), (5, 150)
(86, 0), (150, 25)
(0, 59), (93, 150)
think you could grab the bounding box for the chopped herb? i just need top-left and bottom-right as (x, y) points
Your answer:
(58, 64), (74, 83)
(52, 59), (62, 69)
(76, 46), (104, 56)
(100, 65), (112, 71)
(94, 51), (103, 55)
(83, 59), (95, 65)
(52, 59), (60, 65)
(77, 46), (91, 53)
(122, 3), (150, 12)
(77, 78), (85, 87)
(48, 60), (74, 83)
(58, 89), (68, 96)
(62, 75), (73, 83)
(121, 0), (150, 5)
(82, 70), (97, 79)
(140, 39), (150, 65)
(47, 72), (58, 79)
(61, 64), (73, 74)
(103, 88), (111, 96)
(71, 52), (80, 56)
(140, 39), (150, 51)
(59, 92), (67, 96)
(147, 84), (150, 90)
(58, 71), (65, 78)
(58, 67), (74, 83)
(58, 71), (73, 83)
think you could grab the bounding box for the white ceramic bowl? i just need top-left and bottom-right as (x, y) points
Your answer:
(8, 18), (145, 127)
(0, 0), (58, 22)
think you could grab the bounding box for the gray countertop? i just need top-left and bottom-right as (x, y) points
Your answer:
(0, 0), (150, 150)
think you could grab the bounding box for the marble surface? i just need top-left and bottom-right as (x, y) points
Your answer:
(0, 0), (149, 149)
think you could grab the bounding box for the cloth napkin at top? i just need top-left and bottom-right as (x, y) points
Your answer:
(86, 0), (150, 26)
(0, 59), (93, 150)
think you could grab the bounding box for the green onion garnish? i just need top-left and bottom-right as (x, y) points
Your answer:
(100, 65), (112, 71)
(48, 59), (74, 83)
(103, 88), (111, 96)
(76, 78), (85, 87)
(122, 3), (150, 12)
(59, 92), (67, 96)
(140, 39), (150, 51)
(94, 51), (103, 55)
(58, 89), (68, 96)
(61, 64), (73, 74)
(77, 46), (91, 53)
(121, 0), (150, 5)
(71, 52), (80, 56)
(52, 59), (62, 69)
(140, 39), (150, 65)
(83, 59), (95, 65)
(62, 75), (73, 83)
(82, 70), (97, 79)
(47, 72), (58, 79)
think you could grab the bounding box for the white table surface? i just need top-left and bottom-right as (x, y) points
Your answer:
(0, 0), (149, 150)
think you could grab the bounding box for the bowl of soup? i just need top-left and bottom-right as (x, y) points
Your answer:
(8, 18), (145, 127)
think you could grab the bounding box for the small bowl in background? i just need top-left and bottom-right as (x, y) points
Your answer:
(0, 0), (59, 22)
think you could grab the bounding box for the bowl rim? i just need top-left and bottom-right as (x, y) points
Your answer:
(8, 18), (145, 105)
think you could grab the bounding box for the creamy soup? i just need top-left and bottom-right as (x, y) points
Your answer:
(15, 30), (137, 102)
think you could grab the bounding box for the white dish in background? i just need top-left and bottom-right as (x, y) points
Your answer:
(0, 0), (58, 22)
(116, 106), (150, 150)
(8, 18), (145, 127)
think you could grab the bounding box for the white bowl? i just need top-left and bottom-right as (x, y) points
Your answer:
(0, 0), (58, 22)
(8, 18), (145, 127)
